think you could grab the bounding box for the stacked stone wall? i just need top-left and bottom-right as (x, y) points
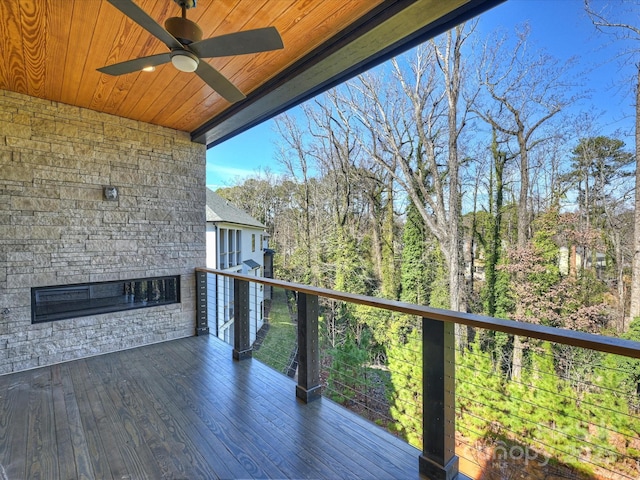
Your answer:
(0, 90), (206, 374)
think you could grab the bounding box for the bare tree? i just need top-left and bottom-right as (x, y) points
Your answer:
(585, 0), (640, 325)
(275, 113), (316, 284)
(304, 91), (401, 298)
(339, 23), (477, 315)
(474, 25), (579, 379)
(475, 25), (577, 247)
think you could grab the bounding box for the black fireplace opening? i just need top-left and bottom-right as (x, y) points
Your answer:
(31, 276), (180, 324)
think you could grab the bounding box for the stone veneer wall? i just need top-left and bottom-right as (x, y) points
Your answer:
(0, 90), (206, 374)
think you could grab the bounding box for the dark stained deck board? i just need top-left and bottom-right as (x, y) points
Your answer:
(65, 360), (116, 480)
(129, 339), (328, 479)
(189, 337), (418, 478)
(129, 347), (305, 479)
(153, 340), (355, 480)
(175, 337), (418, 479)
(86, 349), (184, 480)
(87, 358), (168, 477)
(164, 338), (357, 478)
(26, 368), (58, 479)
(0, 370), (30, 479)
(0, 335), (424, 480)
(53, 363), (94, 480)
(156, 339), (335, 475)
(137, 336), (420, 479)
(117, 347), (254, 480)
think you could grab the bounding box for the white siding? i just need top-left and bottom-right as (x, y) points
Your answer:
(205, 222), (265, 346)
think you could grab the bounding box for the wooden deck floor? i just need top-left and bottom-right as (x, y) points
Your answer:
(0, 335), (424, 479)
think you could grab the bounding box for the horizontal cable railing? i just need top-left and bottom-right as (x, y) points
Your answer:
(252, 287), (298, 376)
(195, 268), (640, 480)
(455, 331), (640, 479)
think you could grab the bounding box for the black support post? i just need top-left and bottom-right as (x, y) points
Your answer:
(420, 317), (458, 480)
(195, 271), (209, 336)
(296, 292), (321, 402)
(233, 278), (252, 360)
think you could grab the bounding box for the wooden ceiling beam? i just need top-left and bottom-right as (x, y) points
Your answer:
(192, 0), (505, 147)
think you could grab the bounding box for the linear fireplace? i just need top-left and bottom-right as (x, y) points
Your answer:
(31, 276), (180, 323)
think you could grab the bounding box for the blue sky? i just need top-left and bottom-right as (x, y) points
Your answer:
(206, 0), (637, 189)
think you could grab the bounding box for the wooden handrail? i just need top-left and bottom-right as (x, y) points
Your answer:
(195, 267), (640, 359)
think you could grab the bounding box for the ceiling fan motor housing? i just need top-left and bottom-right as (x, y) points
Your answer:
(165, 16), (203, 44)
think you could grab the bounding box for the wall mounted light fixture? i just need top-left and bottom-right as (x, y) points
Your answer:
(104, 186), (118, 201)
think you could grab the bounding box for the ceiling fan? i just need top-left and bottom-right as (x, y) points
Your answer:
(97, 0), (284, 103)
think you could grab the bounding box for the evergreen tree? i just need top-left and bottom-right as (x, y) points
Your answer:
(568, 136), (633, 232)
(497, 343), (592, 473)
(456, 337), (508, 440)
(582, 350), (640, 469)
(326, 335), (370, 404)
(617, 318), (640, 406)
(332, 227), (372, 296)
(387, 329), (423, 447)
(325, 227), (378, 410)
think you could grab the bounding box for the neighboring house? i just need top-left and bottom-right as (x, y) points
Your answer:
(559, 246), (607, 276)
(205, 188), (267, 346)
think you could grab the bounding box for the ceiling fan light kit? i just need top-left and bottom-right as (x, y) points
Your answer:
(97, 0), (284, 103)
(171, 50), (199, 72)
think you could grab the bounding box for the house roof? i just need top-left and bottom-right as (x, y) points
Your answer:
(0, 0), (503, 148)
(206, 188), (265, 229)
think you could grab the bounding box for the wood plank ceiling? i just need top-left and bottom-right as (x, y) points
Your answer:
(0, 0), (502, 146)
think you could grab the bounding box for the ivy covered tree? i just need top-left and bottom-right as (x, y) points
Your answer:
(400, 201), (432, 305)
(481, 130), (511, 317)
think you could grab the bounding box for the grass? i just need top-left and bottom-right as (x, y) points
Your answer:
(253, 288), (297, 373)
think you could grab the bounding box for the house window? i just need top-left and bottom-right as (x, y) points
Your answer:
(252, 234), (256, 252)
(236, 230), (241, 265)
(219, 228), (227, 268)
(219, 228), (241, 268)
(228, 229), (235, 266)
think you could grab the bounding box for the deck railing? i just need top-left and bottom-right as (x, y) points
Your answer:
(195, 267), (640, 480)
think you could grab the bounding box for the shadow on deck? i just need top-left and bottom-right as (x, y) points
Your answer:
(0, 335), (426, 479)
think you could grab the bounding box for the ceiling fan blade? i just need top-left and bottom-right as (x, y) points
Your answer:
(107, 0), (183, 50)
(190, 27), (284, 58)
(97, 53), (171, 76)
(195, 61), (246, 103)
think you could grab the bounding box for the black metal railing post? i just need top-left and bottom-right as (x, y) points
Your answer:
(233, 278), (252, 360)
(195, 271), (209, 336)
(296, 292), (321, 402)
(420, 317), (458, 480)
